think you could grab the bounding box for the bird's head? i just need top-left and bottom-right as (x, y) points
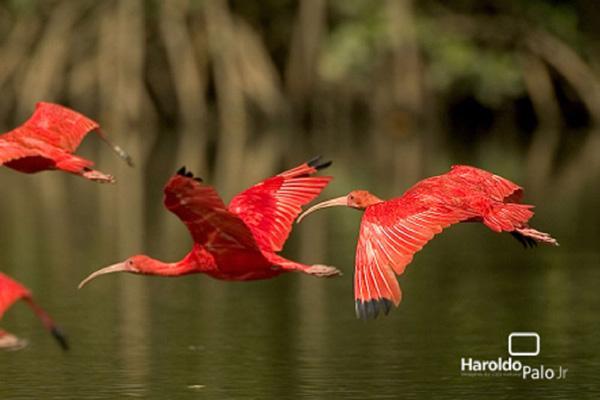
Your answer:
(346, 190), (383, 209)
(297, 190), (382, 223)
(78, 255), (155, 289)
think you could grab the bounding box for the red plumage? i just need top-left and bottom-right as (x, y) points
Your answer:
(229, 162), (332, 252)
(0, 272), (31, 320)
(0, 272), (68, 350)
(79, 158), (340, 288)
(0, 102), (131, 182)
(298, 165), (558, 319)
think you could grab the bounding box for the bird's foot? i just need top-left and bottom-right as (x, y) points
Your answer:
(82, 169), (115, 183)
(0, 332), (28, 351)
(515, 227), (559, 246)
(305, 264), (342, 278)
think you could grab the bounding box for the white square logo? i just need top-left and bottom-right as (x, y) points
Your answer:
(508, 332), (540, 356)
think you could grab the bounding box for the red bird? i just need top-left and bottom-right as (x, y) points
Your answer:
(298, 165), (558, 319)
(0, 102), (132, 182)
(78, 157), (340, 288)
(0, 272), (68, 350)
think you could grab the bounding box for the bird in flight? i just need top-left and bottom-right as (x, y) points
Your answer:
(0, 272), (68, 350)
(0, 102), (132, 182)
(297, 165), (558, 319)
(79, 157), (340, 288)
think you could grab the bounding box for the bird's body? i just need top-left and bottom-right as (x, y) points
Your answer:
(119, 243), (287, 281)
(0, 272), (68, 350)
(298, 165), (558, 319)
(0, 102), (132, 182)
(79, 158), (340, 288)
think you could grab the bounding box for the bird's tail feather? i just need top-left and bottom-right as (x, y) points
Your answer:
(483, 203), (534, 232)
(55, 154), (93, 172)
(483, 203), (558, 246)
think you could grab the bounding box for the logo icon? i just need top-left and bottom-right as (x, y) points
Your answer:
(508, 332), (540, 357)
(460, 331), (567, 379)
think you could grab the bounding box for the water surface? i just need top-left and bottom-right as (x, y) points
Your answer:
(1, 227), (598, 399)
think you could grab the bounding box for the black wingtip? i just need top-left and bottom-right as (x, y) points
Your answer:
(307, 156), (332, 171)
(51, 326), (69, 351)
(176, 166), (203, 182)
(355, 298), (393, 320)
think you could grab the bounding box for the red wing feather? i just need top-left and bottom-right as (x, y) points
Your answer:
(354, 202), (476, 319)
(3, 102), (99, 153)
(228, 158), (332, 252)
(449, 165), (523, 203)
(163, 169), (268, 266)
(0, 273), (30, 319)
(0, 139), (43, 165)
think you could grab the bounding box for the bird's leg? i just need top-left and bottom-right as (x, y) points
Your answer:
(302, 264), (343, 278)
(514, 227), (559, 246)
(0, 329), (28, 350)
(55, 154), (115, 183)
(81, 168), (115, 183)
(274, 257), (342, 278)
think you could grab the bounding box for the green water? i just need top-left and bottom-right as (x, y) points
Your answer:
(1, 225), (599, 399)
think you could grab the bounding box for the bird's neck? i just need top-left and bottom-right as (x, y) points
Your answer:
(366, 193), (384, 207)
(145, 258), (197, 277)
(143, 247), (215, 276)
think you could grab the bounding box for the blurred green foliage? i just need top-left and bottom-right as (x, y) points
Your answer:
(0, 0), (597, 267)
(419, 22), (524, 106)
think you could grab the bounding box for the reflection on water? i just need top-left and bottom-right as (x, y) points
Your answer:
(1, 226), (599, 399)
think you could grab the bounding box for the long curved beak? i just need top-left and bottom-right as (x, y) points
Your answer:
(78, 262), (130, 289)
(297, 196), (348, 223)
(96, 129), (134, 167)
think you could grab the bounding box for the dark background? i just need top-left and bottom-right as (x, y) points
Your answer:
(0, 1), (598, 398)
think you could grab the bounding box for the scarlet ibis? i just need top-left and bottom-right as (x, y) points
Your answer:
(78, 157), (340, 288)
(0, 102), (132, 182)
(0, 272), (68, 350)
(297, 165), (558, 319)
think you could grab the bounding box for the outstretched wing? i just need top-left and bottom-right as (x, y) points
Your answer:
(0, 273), (30, 319)
(449, 165), (523, 203)
(0, 139), (44, 165)
(228, 157), (332, 252)
(163, 168), (268, 266)
(354, 200), (476, 319)
(3, 102), (99, 153)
